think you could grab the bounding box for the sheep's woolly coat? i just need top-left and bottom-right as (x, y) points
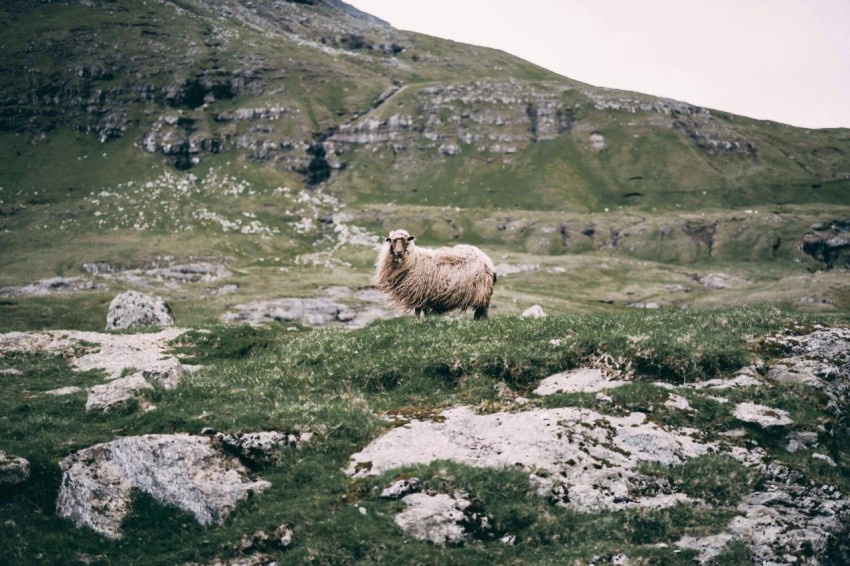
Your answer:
(375, 230), (496, 316)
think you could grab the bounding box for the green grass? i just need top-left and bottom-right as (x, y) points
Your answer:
(2, 308), (848, 563)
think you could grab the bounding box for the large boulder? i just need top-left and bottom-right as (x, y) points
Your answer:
(106, 291), (175, 330)
(56, 434), (271, 538)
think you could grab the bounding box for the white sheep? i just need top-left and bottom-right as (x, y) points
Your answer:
(375, 229), (497, 320)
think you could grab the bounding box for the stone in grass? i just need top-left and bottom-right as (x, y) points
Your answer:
(86, 357), (186, 413)
(395, 493), (473, 546)
(86, 373), (154, 412)
(215, 431), (313, 466)
(521, 304), (546, 318)
(56, 434), (270, 539)
(44, 386), (84, 396)
(380, 477), (421, 499)
(241, 523), (294, 552)
(733, 402), (793, 428)
(106, 290), (175, 330)
(0, 451), (30, 486)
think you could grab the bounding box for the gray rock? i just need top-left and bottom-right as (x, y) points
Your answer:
(44, 386), (84, 396)
(0, 368), (23, 376)
(347, 406), (711, 513)
(521, 304), (546, 318)
(395, 493), (471, 546)
(534, 368), (627, 395)
(56, 434), (271, 539)
(85, 357), (186, 412)
(86, 373), (154, 412)
(138, 356), (184, 390)
(785, 431), (819, 454)
(106, 291), (175, 330)
(733, 402), (793, 428)
(0, 277), (100, 297)
(380, 477), (420, 499)
(0, 451), (30, 486)
(241, 523), (294, 552)
(215, 431), (312, 465)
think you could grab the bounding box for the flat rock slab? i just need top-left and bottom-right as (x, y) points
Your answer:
(733, 402), (793, 428)
(86, 373), (154, 412)
(533, 368), (628, 395)
(0, 328), (186, 379)
(347, 406), (710, 513)
(57, 434), (270, 539)
(395, 493), (472, 546)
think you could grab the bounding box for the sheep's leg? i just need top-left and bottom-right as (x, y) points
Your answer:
(415, 307), (430, 318)
(415, 307), (422, 318)
(474, 306), (489, 320)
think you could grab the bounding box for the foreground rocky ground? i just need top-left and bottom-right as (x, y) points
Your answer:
(1, 314), (848, 564)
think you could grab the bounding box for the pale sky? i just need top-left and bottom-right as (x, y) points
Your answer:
(346, 0), (850, 129)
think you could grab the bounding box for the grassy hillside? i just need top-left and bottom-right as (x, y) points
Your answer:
(2, 308), (848, 564)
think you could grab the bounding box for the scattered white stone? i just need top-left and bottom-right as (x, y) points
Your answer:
(44, 386), (83, 396)
(595, 392), (613, 403)
(589, 132), (606, 151)
(500, 534), (516, 545)
(733, 403), (793, 428)
(380, 477), (420, 499)
(395, 493), (471, 546)
(534, 368), (627, 395)
(0, 451), (30, 486)
(56, 434), (271, 539)
(521, 304), (546, 318)
(0, 368), (23, 376)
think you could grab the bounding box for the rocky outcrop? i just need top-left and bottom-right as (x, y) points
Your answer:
(57, 434), (271, 539)
(106, 291), (175, 330)
(0, 451), (30, 486)
(347, 406), (710, 513)
(762, 326), (850, 422)
(802, 220), (850, 268)
(0, 277), (100, 297)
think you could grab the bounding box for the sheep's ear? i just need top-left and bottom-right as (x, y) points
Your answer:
(385, 237), (391, 243)
(407, 236), (415, 241)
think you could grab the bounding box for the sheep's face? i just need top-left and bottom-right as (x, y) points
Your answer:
(386, 229), (415, 261)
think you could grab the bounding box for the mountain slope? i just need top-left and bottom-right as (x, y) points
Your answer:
(1, 0), (849, 212)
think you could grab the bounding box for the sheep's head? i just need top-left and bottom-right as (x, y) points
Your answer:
(386, 229), (415, 260)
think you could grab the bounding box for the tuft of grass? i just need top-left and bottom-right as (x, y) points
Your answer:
(640, 455), (763, 507)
